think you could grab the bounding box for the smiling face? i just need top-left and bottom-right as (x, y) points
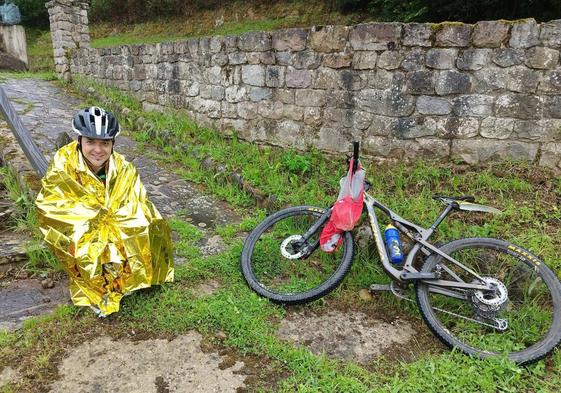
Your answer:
(80, 136), (113, 172)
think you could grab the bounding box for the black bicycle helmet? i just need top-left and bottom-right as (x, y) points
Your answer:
(72, 106), (120, 140)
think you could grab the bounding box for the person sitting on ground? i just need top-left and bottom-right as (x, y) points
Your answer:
(35, 106), (174, 317)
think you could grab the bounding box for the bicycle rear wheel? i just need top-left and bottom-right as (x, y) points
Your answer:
(416, 238), (561, 365)
(241, 206), (354, 304)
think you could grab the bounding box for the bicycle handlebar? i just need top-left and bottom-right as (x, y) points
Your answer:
(352, 141), (359, 173)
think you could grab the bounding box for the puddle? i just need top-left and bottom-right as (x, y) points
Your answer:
(0, 277), (69, 331)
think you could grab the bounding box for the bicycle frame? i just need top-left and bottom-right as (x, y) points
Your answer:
(363, 191), (494, 293)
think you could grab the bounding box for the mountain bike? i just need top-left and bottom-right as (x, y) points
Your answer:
(240, 142), (561, 365)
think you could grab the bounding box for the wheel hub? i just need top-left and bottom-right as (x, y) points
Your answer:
(280, 235), (309, 259)
(469, 277), (508, 319)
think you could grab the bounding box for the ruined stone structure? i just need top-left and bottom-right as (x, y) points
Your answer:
(0, 24), (28, 70)
(46, 0), (90, 81)
(45, 2), (561, 169)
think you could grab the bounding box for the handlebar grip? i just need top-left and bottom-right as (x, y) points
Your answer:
(352, 141), (360, 173)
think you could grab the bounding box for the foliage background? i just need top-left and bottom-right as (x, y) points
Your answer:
(12, 0), (561, 28)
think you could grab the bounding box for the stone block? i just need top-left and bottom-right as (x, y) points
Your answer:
(444, 117), (480, 138)
(286, 68), (312, 88)
(292, 51), (322, 69)
(199, 84), (224, 100)
(426, 48), (458, 69)
(221, 102), (238, 118)
(260, 52), (276, 65)
(339, 70), (367, 90)
(211, 53), (228, 66)
(250, 87), (272, 102)
(472, 67), (508, 92)
(356, 89), (415, 116)
(313, 67), (340, 89)
(309, 25), (349, 53)
(237, 102), (259, 119)
(377, 51), (402, 70)
(238, 31), (271, 51)
(225, 86), (247, 103)
(538, 70), (561, 92)
(401, 49), (426, 71)
(190, 97), (221, 118)
(452, 139), (538, 163)
(540, 142), (561, 169)
(258, 101), (284, 119)
(323, 53), (352, 69)
(435, 70), (472, 95)
(391, 117), (437, 139)
(241, 64), (266, 86)
(416, 96), (451, 115)
(274, 89), (295, 104)
(272, 28), (308, 51)
(513, 119), (560, 141)
(492, 48), (524, 67)
(480, 117), (514, 139)
(181, 81), (200, 97)
(509, 19), (540, 48)
(506, 66), (539, 93)
(324, 108), (372, 129)
(349, 23), (402, 51)
(246, 52), (261, 65)
(524, 47), (559, 69)
(406, 70), (435, 94)
(283, 104), (304, 121)
(456, 49), (491, 70)
(303, 107), (322, 125)
(223, 36), (238, 52)
(228, 52), (247, 65)
(209, 37), (224, 53)
(544, 96), (561, 118)
(402, 23), (432, 47)
(495, 94), (542, 119)
(540, 19), (561, 48)
(472, 21), (509, 48)
(452, 95), (494, 117)
(352, 51), (377, 70)
(295, 89), (326, 107)
(265, 65), (285, 87)
(435, 24), (471, 47)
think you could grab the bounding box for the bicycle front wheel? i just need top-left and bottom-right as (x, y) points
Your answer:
(416, 238), (561, 365)
(241, 206), (354, 304)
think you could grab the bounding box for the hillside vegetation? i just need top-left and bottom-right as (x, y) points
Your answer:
(24, 0), (561, 72)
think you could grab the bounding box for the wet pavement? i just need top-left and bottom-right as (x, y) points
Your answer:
(0, 77), (240, 331)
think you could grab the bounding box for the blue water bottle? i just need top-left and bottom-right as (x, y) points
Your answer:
(384, 224), (404, 264)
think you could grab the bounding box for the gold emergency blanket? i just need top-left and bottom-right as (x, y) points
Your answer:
(35, 141), (174, 316)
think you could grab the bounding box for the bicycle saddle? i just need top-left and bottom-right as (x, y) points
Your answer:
(433, 195), (501, 214)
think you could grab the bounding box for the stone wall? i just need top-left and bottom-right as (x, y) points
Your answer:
(0, 25), (28, 68)
(66, 18), (561, 169)
(46, 0), (90, 81)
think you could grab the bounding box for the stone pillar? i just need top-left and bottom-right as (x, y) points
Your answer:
(45, 0), (90, 81)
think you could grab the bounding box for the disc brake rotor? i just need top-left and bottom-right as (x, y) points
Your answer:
(280, 235), (309, 259)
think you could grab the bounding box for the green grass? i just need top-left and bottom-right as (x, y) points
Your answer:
(1, 73), (560, 391)
(0, 166), (62, 273)
(25, 29), (55, 73)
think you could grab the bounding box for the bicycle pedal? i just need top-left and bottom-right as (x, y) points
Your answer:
(369, 284), (392, 292)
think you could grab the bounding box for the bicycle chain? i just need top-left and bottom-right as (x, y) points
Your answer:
(389, 282), (508, 331)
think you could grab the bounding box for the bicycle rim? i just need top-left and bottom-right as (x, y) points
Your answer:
(417, 238), (561, 364)
(244, 207), (353, 303)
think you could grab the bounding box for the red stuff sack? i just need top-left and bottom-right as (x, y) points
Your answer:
(320, 159), (365, 253)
